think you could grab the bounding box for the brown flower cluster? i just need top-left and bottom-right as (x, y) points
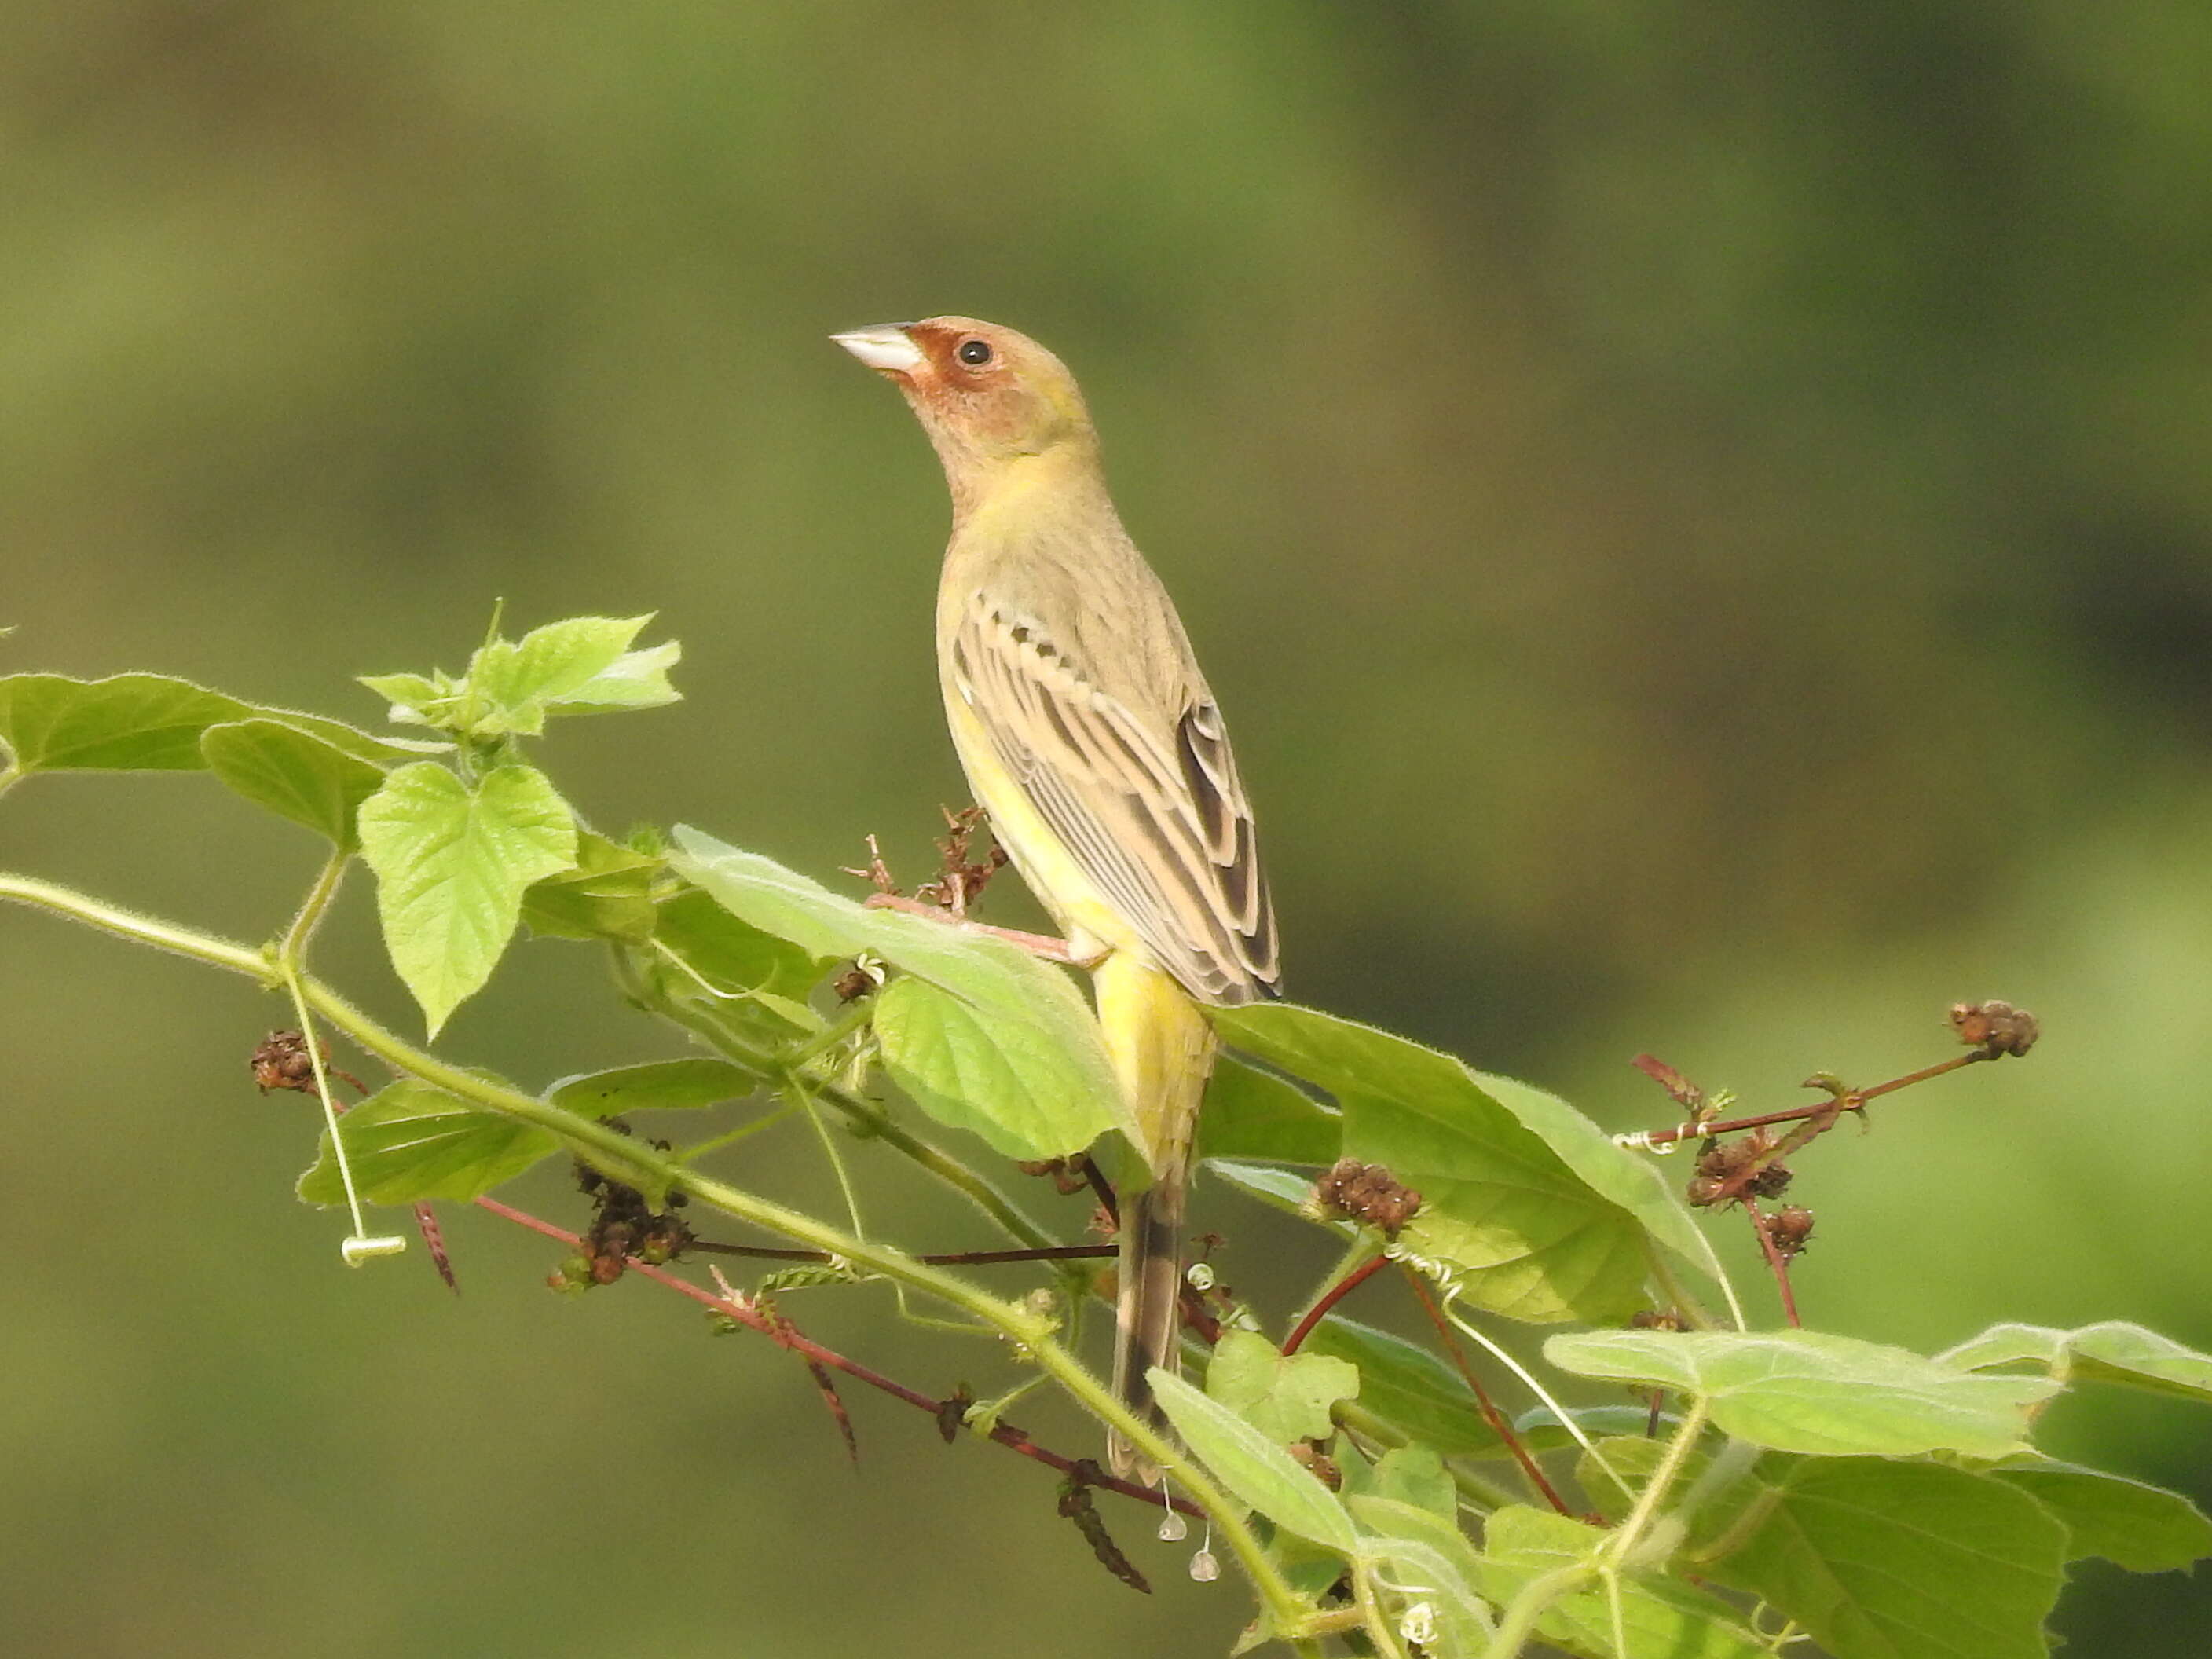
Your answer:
(1762, 1204), (1816, 1258)
(1310, 1158), (1423, 1236)
(1685, 1131), (1793, 1208)
(1950, 999), (2040, 1057)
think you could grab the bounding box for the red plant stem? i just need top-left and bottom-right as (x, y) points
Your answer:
(1401, 1266), (1573, 1516)
(1742, 1200), (1801, 1328)
(1633, 1051), (1987, 1148)
(1705, 1104), (1838, 1209)
(1177, 1281), (1224, 1346)
(468, 1195), (1199, 1518)
(1635, 1101), (1858, 1148)
(1281, 1253), (1388, 1355)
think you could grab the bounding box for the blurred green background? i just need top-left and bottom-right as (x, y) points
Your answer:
(5, 4), (2209, 1654)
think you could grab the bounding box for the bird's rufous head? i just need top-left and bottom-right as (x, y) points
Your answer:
(833, 317), (1095, 493)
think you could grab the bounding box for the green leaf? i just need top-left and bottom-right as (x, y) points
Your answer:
(0, 672), (272, 771)
(1205, 1329), (1360, 1445)
(1544, 1328), (2060, 1458)
(1254, 1529), (1351, 1615)
(1305, 1317), (1502, 1456)
(0, 672), (432, 772)
(467, 614), (675, 734)
(1989, 1458), (2212, 1573)
(670, 826), (1126, 1153)
(200, 719), (386, 847)
(1368, 1445), (1456, 1519)
(873, 975), (1117, 1160)
(359, 671), (444, 723)
(1198, 1055), (1342, 1163)
(1516, 1404), (1686, 1453)
(1206, 1158), (1330, 1219)
(1345, 1495), (1492, 1655)
(648, 887), (830, 1051)
(519, 830), (662, 942)
(1940, 1320), (2212, 1405)
(357, 762), (578, 1035)
(544, 640), (681, 713)
(1697, 1457), (2067, 1659)
(296, 1079), (559, 1205)
(361, 617), (680, 739)
(486, 614), (646, 696)
(1216, 1004), (1654, 1323)
(547, 1058), (754, 1120)
(1149, 1368), (1357, 1554)
(265, 707), (446, 764)
(1349, 1493), (1480, 1571)
(1473, 1507), (1770, 1659)
(1470, 1069), (1727, 1291)
(1571, 1434), (1686, 1519)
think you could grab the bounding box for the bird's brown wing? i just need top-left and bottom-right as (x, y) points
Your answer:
(948, 595), (1279, 1006)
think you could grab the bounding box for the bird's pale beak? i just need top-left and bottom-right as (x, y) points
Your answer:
(833, 325), (926, 376)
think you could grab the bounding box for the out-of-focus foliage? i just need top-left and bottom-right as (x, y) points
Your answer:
(4, 3), (2208, 1654)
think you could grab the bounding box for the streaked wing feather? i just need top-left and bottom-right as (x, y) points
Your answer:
(954, 601), (1279, 1005)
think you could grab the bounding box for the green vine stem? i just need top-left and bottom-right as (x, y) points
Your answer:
(1602, 1397), (1710, 1567)
(280, 848), (350, 964)
(1477, 1398), (1716, 1659)
(1479, 1562), (1592, 1659)
(0, 870), (1312, 1636)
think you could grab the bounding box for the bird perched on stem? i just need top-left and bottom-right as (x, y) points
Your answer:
(834, 317), (1280, 1477)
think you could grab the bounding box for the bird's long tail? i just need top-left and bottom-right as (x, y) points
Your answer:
(1098, 952), (1218, 1481)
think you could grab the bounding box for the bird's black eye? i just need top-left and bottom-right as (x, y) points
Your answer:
(956, 338), (993, 366)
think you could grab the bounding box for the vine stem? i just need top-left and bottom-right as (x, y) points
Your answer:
(1479, 1399), (1713, 1659)
(280, 848), (350, 963)
(1604, 1397), (1710, 1566)
(1742, 1199), (1801, 1327)
(470, 1195), (1199, 1516)
(1480, 1562), (1591, 1659)
(687, 1240), (1115, 1265)
(1623, 1052), (1987, 1149)
(1353, 1560), (1413, 1659)
(1, 873), (272, 979)
(1281, 1240), (1386, 1354)
(1402, 1268), (1572, 1514)
(0, 870), (1311, 1635)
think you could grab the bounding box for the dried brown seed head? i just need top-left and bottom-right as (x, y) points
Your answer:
(1765, 1205), (1817, 1258)
(249, 1030), (320, 1093)
(1950, 999), (2040, 1058)
(1309, 1158), (1423, 1237)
